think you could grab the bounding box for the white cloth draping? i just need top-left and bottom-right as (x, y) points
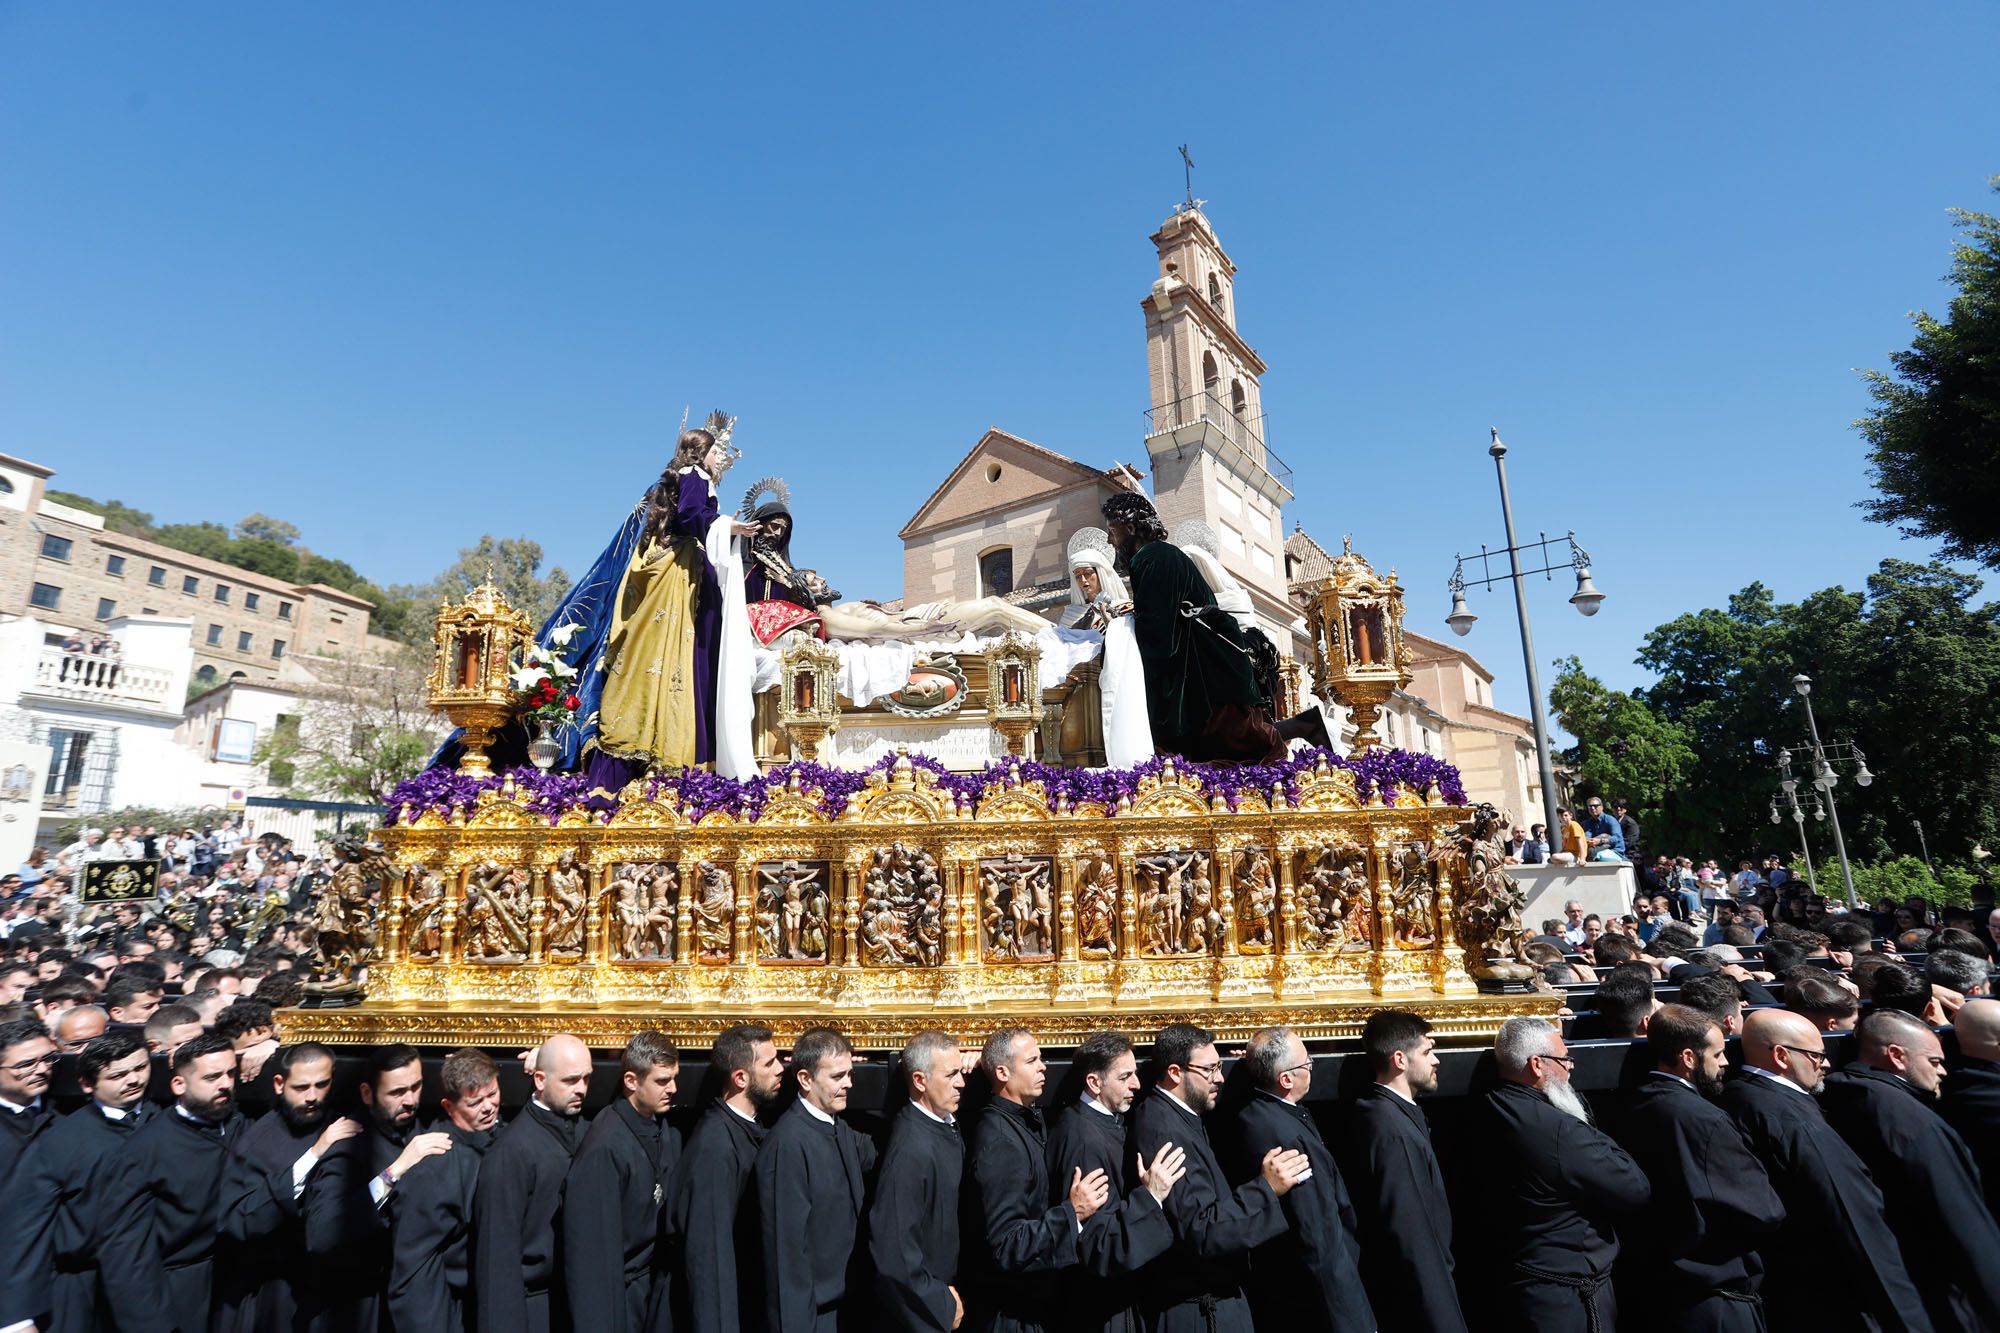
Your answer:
(704, 519), (761, 781)
(748, 626), (1103, 711)
(1182, 544), (1259, 633)
(1060, 555), (1154, 768)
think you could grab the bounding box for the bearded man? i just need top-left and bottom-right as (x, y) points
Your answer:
(1468, 1017), (1650, 1333)
(1607, 1004), (1784, 1331)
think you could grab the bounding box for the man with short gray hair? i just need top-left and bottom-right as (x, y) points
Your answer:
(1471, 1017), (1649, 1332)
(869, 1029), (967, 1331)
(1234, 1025), (1373, 1332)
(1822, 1009), (2000, 1332)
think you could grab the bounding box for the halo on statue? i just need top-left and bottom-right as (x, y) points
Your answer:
(1066, 526), (1117, 566)
(738, 475), (793, 522)
(1174, 518), (1221, 558)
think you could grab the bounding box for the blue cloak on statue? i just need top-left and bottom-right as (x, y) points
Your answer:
(429, 502), (647, 775)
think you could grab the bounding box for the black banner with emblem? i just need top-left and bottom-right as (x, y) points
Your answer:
(80, 858), (161, 904)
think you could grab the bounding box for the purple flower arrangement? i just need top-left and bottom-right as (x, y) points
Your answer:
(386, 746), (1467, 828)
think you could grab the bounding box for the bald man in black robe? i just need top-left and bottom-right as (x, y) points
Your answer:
(1940, 997), (2000, 1222)
(1822, 1011), (2000, 1333)
(1720, 1010), (1932, 1333)
(1607, 1005), (1784, 1331)
(474, 1034), (591, 1333)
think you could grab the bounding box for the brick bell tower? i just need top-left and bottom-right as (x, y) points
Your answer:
(1139, 202), (1298, 643)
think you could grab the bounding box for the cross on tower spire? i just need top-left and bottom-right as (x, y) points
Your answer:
(1176, 144), (1204, 214)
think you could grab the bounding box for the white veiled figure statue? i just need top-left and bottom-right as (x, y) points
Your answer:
(1173, 519), (1259, 633)
(1057, 528), (1154, 768)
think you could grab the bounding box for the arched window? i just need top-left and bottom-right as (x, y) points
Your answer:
(0, 475), (14, 494)
(1207, 272), (1225, 312)
(1202, 352), (1219, 393)
(978, 548), (1014, 598)
(194, 665), (218, 684)
(1231, 380), (1247, 420)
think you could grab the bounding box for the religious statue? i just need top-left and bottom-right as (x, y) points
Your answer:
(1136, 849), (1216, 957)
(462, 861), (529, 962)
(1451, 803), (1536, 984)
(1298, 843), (1370, 952)
(641, 867), (678, 960)
(403, 869), (445, 959)
(308, 834), (389, 980)
(1057, 528), (1154, 769)
(690, 860), (735, 963)
(980, 857), (1055, 962)
(1236, 848), (1277, 953)
(757, 861), (829, 963)
(860, 843), (943, 967)
(1075, 855), (1118, 958)
(738, 477), (840, 645)
(607, 865), (650, 961)
(543, 851), (586, 957)
(1389, 845), (1438, 948)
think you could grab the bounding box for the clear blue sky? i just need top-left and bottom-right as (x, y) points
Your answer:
(6, 4), (1997, 718)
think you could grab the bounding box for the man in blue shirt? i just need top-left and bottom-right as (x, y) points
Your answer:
(1580, 798), (1626, 861)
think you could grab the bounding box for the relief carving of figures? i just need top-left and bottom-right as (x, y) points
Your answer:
(1137, 850), (1220, 958)
(462, 861), (530, 962)
(606, 862), (677, 961)
(1235, 848), (1277, 954)
(757, 860), (830, 963)
(690, 860), (735, 963)
(1297, 843), (1370, 952)
(403, 869), (445, 959)
(543, 851), (586, 957)
(859, 843), (944, 967)
(309, 834), (389, 977)
(1452, 803), (1535, 982)
(1075, 855), (1118, 959)
(1389, 845), (1438, 948)
(980, 857), (1055, 962)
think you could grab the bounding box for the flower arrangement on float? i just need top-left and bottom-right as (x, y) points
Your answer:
(386, 745), (1468, 828)
(511, 622), (584, 769)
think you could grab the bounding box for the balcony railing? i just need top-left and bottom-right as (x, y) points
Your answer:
(32, 650), (176, 711)
(1142, 390), (1293, 489)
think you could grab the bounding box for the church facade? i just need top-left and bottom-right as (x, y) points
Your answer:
(897, 203), (1546, 825)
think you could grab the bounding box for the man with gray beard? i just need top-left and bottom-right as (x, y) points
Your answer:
(1470, 1017), (1650, 1333)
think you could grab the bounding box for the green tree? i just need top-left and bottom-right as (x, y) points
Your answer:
(44, 491), (156, 537)
(296, 552), (372, 594)
(255, 644), (444, 801)
(235, 513), (301, 546)
(153, 520), (238, 564)
(227, 537), (302, 581)
(1850, 855), (1975, 910)
(416, 535), (572, 633)
(1858, 182), (2000, 566)
(1547, 656), (1697, 818)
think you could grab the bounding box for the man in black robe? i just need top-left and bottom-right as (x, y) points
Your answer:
(567, 1030), (684, 1333)
(474, 1032), (592, 1333)
(756, 1026), (879, 1333)
(669, 1023), (785, 1332)
(1940, 997), (2000, 1220)
(1043, 1030), (1182, 1333)
(387, 1047), (503, 1333)
(300, 1042), (452, 1333)
(1126, 1021), (1308, 1333)
(1101, 491), (1284, 763)
(1720, 1010), (1933, 1333)
(1470, 1016), (1650, 1333)
(1607, 1004), (1784, 1331)
(0, 1016), (55, 1191)
(215, 1041), (362, 1332)
(6, 1030), (153, 1333)
(1821, 1009), (2000, 1333)
(1234, 1025), (1374, 1333)
(867, 1029), (968, 1332)
(961, 1027), (1107, 1333)
(1336, 1011), (1467, 1333)
(97, 1030), (248, 1333)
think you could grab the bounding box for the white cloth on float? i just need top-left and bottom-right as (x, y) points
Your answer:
(749, 626), (1103, 709)
(1057, 555), (1154, 769)
(704, 520), (761, 781)
(1181, 544), (1260, 634)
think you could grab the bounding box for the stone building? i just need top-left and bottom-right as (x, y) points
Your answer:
(0, 451), (379, 689)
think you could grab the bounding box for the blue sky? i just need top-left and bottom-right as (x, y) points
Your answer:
(5, 4), (1997, 716)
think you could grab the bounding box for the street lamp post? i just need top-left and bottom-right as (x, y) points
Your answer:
(1445, 428), (1604, 848)
(1789, 674), (1871, 910)
(1769, 781), (1820, 897)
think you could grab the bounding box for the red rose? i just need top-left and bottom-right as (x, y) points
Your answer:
(564, 695), (580, 709)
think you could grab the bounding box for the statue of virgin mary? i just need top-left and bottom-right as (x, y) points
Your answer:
(1057, 527), (1154, 768)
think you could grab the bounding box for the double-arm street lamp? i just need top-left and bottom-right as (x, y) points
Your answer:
(1444, 429), (1606, 846)
(1781, 673), (1873, 909)
(1768, 782), (1821, 898)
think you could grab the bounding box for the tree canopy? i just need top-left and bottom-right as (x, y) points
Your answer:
(1859, 181), (2000, 566)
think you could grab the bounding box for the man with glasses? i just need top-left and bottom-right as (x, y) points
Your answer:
(1235, 1025), (1374, 1332)
(0, 1017), (57, 1192)
(1579, 798), (1625, 863)
(1607, 1005), (1783, 1330)
(1128, 1021), (1310, 1333)
(1470, 1016), (1649, 1333)
(1721, 1010), (1927, 1333)
(5, 1030), (153, 1333)
(1822, 1010), (2000, 1332)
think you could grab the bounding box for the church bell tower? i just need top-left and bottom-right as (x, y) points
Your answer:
(1140, 203), (1297, 637)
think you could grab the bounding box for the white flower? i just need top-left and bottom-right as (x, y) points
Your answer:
(511, 665), (551, 691)
(548, 622), (582, 647)
(547, 656), (578, 679)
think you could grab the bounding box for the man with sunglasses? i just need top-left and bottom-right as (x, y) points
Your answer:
(1822, 1010), (2000, 1333)
(1721, 1010), (1929, 1333)
(1128, 1022), (1310, 1333)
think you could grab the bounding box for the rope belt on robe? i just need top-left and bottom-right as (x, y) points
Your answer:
(1511, 1263), (1613, 1333)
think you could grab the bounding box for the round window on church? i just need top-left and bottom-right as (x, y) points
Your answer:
(986, 463), (1004, 483)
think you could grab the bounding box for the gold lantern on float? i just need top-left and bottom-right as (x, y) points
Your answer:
(778, 636), (842, 762)
(426, 575), (535, 778)
(987, 631), (1042, 758)
(1305, 538), (1412, 752)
